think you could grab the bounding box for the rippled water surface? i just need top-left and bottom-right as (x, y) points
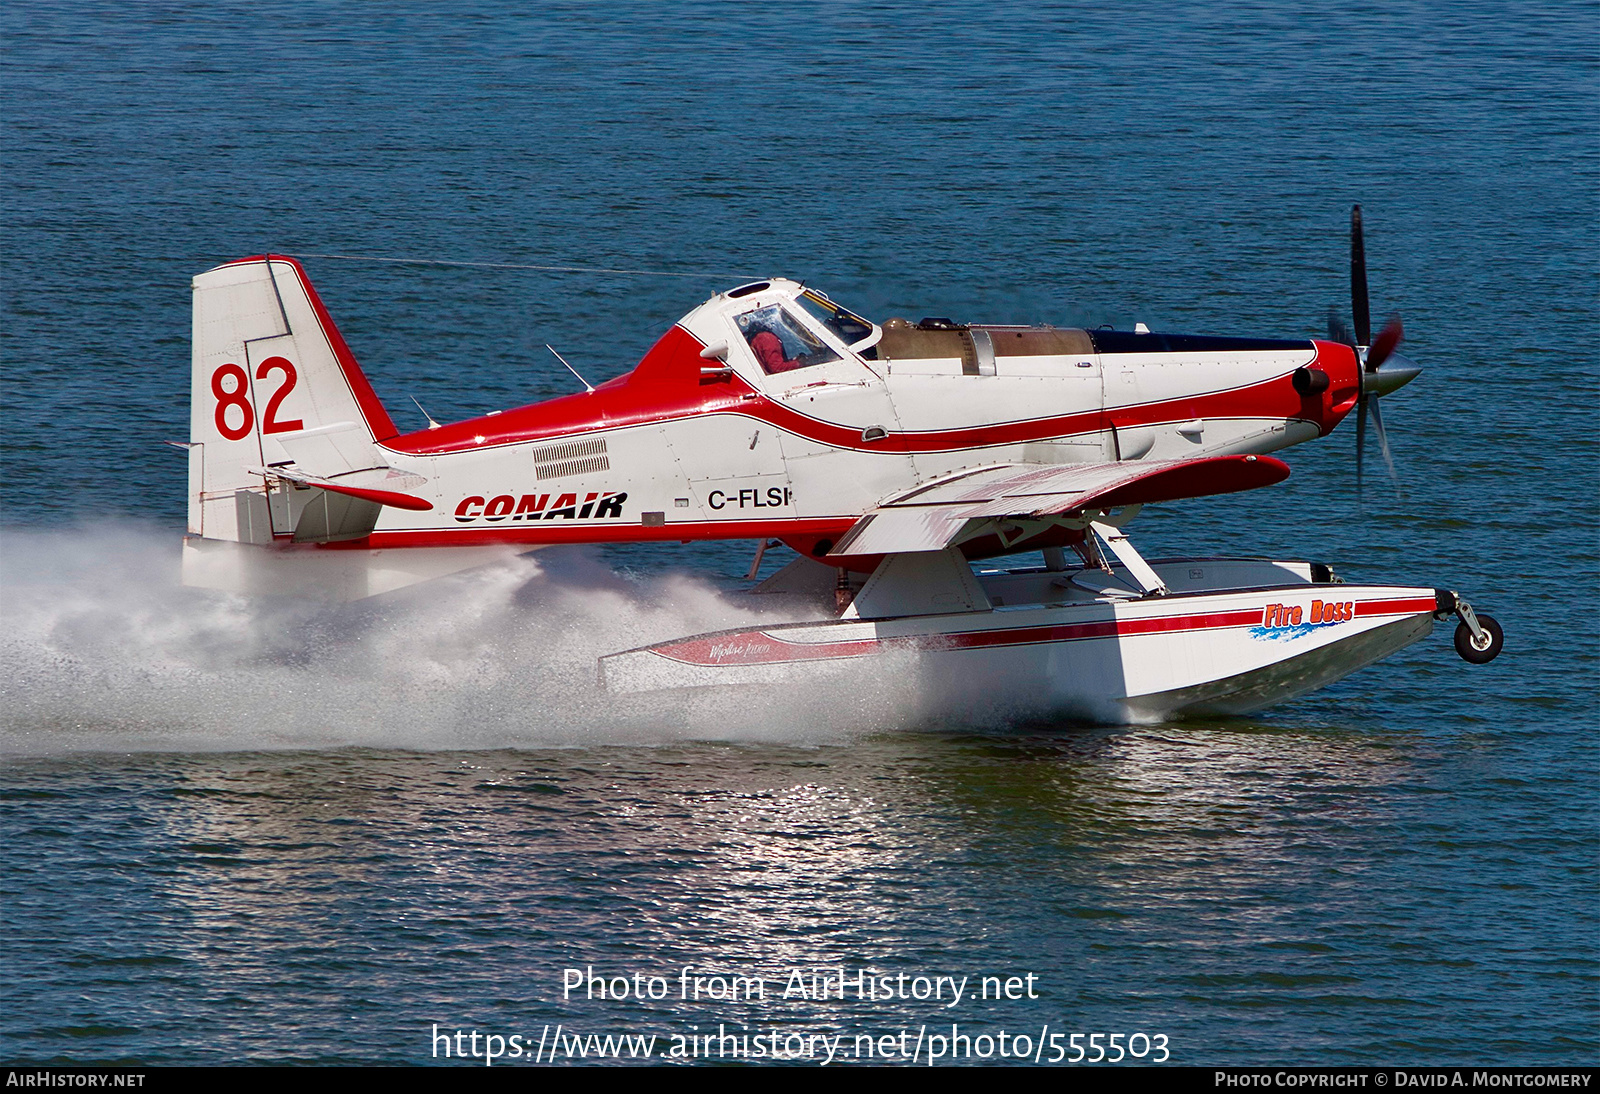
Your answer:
(2, 0), (1596, 1066)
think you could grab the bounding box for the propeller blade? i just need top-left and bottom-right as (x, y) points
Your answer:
(1327, 307), (1354, 347)
(1356, 394), (1367, 497)
(1351, 205), (1371, 347)
(1366, 315), (1404, 372)
(1368, 394), (1401, 490)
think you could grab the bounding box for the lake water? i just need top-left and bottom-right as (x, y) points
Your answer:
(2, 0), (1595, 1066)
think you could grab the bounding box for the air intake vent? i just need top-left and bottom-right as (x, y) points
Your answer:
(533, 438), (610, 481)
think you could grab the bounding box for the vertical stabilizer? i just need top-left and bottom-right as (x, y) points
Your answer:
(187, 256), (398, 543)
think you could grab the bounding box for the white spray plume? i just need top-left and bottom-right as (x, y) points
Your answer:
(0, 524), (961, 755)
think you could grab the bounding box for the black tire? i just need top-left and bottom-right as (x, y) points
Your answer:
(1454, 614), (1504, 664)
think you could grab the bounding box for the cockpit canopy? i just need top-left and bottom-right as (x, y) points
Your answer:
(717, 281), (881, 376)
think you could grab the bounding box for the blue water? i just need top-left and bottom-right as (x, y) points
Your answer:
(2, 0), (1596, 1066)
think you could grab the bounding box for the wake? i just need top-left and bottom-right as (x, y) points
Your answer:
(0, 524), (929, 755)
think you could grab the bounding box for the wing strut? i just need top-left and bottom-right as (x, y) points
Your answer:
(1089, 520), (1167, 596)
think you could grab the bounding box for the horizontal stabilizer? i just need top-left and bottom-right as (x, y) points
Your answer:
(269, 421), (385, 478)
(828, 455), (1289, 559)
(262, 464), (434, 512)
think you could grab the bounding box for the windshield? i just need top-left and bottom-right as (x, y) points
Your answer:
(734, 304), (841, 375)
(796, 290), (876, 349)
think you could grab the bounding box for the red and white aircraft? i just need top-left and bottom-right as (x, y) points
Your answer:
(179, 209), (1501, 717)
(183, 227), (1419, 576)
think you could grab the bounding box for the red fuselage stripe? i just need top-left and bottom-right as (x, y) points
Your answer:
(389, 376), (1313, 457)
(1354, 597), (1437, 616)
(345, 517), (856, 550)
(383, 329), (1358, 457)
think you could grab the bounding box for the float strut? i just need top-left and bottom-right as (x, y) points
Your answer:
(834, 569), (855, 613)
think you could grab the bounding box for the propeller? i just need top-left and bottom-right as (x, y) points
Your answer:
(1328, 205), (1421, 496)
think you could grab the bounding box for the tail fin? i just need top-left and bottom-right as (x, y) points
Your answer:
(186, 255), (399, 544)
(183, 257), (521, 599)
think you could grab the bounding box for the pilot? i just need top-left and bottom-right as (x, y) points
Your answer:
(747, 328), (803, 374)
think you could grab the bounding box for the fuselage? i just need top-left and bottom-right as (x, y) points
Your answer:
(240, 275), (1361, 561)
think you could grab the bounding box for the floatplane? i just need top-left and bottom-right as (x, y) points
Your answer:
(177, 207), (1502, 720)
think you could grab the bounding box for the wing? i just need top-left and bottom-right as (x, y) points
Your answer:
(825, 455), (1289, 560)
